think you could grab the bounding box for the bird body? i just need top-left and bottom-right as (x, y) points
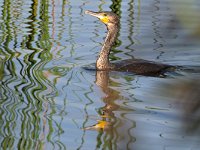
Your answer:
(85, 10), (174, 76)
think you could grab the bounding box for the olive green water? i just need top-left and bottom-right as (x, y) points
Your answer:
(0, 0), (200, 149)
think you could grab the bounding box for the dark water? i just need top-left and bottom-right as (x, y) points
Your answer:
(0, 0), (200, 149)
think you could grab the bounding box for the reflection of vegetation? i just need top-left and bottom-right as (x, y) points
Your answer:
(110, 0), (122, 15)
(124, 0), (135, 60)
(98, 0), (106, 11)
(39, 0), (52, 52)
(0, 0), (67, 149)
(109, 0), (122, 61)
(152, 0), (165, 59)
(1, 0), (14, 59)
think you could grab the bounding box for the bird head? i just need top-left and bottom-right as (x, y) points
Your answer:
(85, 10), (119, 26)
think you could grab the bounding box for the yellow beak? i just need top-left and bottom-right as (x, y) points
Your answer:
(85, 10), (109, 24)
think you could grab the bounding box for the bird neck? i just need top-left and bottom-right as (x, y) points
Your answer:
(96, 24), (119, 70)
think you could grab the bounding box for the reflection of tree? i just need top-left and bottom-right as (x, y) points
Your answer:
(125, 0), (141, 58)
(0, 0), (67, 149)
(110, 0), (122, 15)
(1, 0), (14, 58)
(152, 0), (166, 59)
(0, 0), (22, 149)
(109, 0), (122, 61)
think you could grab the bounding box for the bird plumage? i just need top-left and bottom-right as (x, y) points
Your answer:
(85, 10), (174, 76)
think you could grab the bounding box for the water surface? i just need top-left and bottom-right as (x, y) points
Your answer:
(0, 0), (200, 149)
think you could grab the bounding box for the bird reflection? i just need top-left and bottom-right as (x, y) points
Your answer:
(84, 70), (120, 131)
(83, 69), (136, 149)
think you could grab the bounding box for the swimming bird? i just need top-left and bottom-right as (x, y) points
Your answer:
(85, 10), (174, 76)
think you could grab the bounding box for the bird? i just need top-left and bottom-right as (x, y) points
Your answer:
(85, 10), (175, 76)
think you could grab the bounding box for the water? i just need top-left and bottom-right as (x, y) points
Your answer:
(0, 0), (200, 149)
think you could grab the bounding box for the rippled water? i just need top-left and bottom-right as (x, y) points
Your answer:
(0, 0), (200, 149)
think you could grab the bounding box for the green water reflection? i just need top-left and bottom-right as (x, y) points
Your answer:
(0, 0), (200, 149)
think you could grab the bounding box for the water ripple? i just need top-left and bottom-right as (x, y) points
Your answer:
(0, 0), (200, 149)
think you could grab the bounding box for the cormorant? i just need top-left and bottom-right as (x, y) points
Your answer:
(85, 10), (174, 76)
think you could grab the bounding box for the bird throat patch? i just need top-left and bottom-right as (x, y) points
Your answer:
(100, 17), (109, 24)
